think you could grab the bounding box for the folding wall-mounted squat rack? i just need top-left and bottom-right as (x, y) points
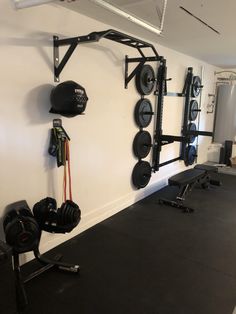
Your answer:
(53, 29), (162, 84)
(153, 67), (193, 171)
(152, 66), (214, 172)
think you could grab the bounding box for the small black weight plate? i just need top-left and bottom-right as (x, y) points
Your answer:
(185, 145), (197, 166)
(191, 76), (202, 98)
(132, 161), (152, 189)
(188, 122), (197, 143)
(134, 99), (153, 128)
(189, 100), (199, 121)
(133, 131), (152, 159)
(135, 64), (155, 95)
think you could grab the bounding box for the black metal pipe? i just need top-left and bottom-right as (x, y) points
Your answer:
(102, 29), (159, 56)
(126, 57), (160, 63)
(159, 157), (181, 167)
(188, 130), (213, 137)
(161, 135), (185, 143)
(166, 92), (185, 97)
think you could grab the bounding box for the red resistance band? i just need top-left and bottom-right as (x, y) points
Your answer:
(63, 139), (73, 202)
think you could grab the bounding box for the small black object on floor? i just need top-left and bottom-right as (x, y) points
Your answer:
(22, 173), (236, 314)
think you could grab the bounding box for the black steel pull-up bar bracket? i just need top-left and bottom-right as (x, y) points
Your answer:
(53, 29), (160, 83)
(124, 55), (162, 89)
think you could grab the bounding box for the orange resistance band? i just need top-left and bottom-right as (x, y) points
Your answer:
(63, 140), (73, 202)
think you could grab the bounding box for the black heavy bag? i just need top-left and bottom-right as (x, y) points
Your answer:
(50, 80), (88, 117)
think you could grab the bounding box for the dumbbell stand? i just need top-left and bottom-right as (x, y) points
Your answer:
(33, 248), (80, 273)
(13, 246), (79, 313)
(13, 252), (28, 313)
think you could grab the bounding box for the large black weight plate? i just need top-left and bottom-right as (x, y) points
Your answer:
(134, 99), (153, 128)
(136, 64), (155, 95)
(185, 145), (197, 166)
(189, 100), (199, 121)
(133, 131), (152, 159)
(132, 161), (152, 189)
(188, 123), (197, 143)
(191, 76), (202, 98)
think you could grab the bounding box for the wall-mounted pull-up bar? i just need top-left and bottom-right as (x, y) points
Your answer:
(53, 29), (161, 83)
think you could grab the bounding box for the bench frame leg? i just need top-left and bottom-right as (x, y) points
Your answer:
(159, 183), (195, 213)
(159, 198), (194, 213)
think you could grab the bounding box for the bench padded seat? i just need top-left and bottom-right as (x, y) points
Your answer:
(169, 169), (205, 187)
(194, 164), (218, 173)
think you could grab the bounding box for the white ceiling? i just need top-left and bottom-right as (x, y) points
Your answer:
(60, 0), (236, 68)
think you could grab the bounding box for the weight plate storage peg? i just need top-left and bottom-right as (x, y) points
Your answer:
(189, 100), (200, 121)
(188, 123), (197, 143)
(134, 99), (153, 128)
(135, 64), (155, 95)
(133, 130), (152, 159)
(185, 145), (197, 166)
(132, 161), (152, 189)
(191, 76), (202, 98)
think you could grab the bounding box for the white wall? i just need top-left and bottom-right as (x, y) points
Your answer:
(0, 0), (217, 263)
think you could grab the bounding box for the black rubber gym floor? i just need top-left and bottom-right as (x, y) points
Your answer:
(23, 173), (236, 314)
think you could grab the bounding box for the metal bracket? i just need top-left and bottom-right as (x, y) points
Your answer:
(124, 55), (161, 89)
(125, 57), (145, 89)
(53, 36), (59, 82)
(53, 36), (79, 82)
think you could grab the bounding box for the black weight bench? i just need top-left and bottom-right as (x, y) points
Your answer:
(159, 164), (221, 213)
(194, 164), (220, 188)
